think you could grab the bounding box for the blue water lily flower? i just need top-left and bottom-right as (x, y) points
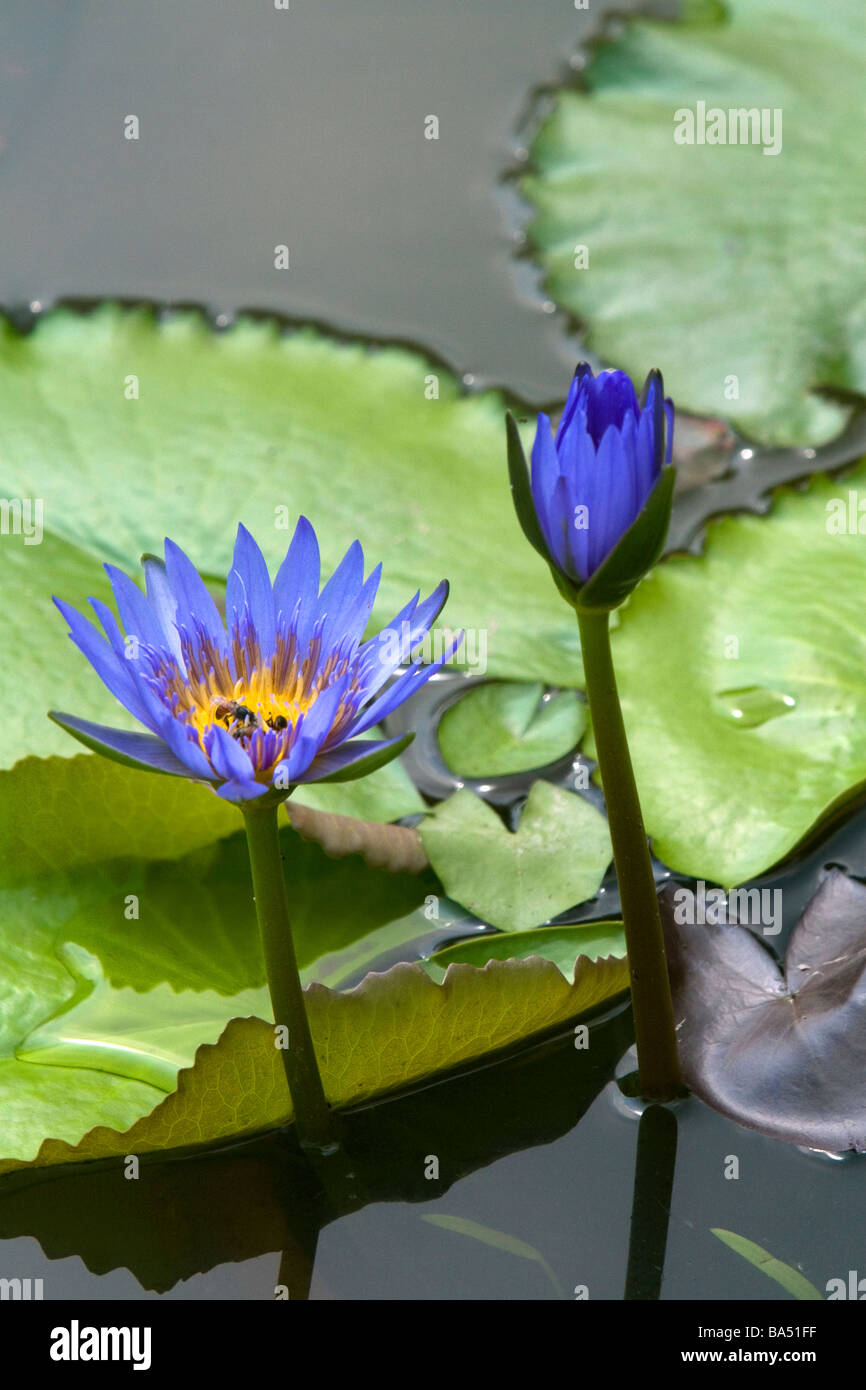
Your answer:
(52, 520), (458, 803)
(507, 364), (675, 611)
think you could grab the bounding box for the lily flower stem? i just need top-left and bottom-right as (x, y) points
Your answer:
(242, 802), (338, 1151)
(577, 607), (683, 1101)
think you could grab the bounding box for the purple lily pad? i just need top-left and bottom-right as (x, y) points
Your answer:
(660, 870), (866, 1151)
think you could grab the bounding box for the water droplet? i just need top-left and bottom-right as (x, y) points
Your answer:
(713, 686), (797, 729)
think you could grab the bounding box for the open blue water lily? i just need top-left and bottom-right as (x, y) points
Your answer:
(52, 520), (458, 803)
(507, 364), (675, 612)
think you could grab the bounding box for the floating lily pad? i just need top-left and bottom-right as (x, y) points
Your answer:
(0, 950), (630, 1177)
(437, 682), (586, 777)
(661, 870), (866, 1151)
(420, 781), (612, 931)
(523, 0), (862, 443)
(608, 464), (866, 885)
(0, 753), (436, 1163)
(0, 304), (580, 776)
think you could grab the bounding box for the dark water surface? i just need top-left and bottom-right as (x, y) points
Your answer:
(0, 0), (864, 1300)
(0, 0), (637, 403)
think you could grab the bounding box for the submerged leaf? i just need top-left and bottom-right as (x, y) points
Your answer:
(661, 870), (866, 1150)
(422, 1214), (565, 1298)
(711, 1229), (823, 1301)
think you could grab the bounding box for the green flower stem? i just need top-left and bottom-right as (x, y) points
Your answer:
(577, 607), (683, 1101)
(242, 801), (338, 1151)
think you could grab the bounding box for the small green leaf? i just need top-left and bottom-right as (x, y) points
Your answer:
(420, 781), (612, 931)
(438, 682), (586, 777)
(424, 921), (626, 982)
(712, 1229), (823, 1301)
(422, 1214), (565, 1298)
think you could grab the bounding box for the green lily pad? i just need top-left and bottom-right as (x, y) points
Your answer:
(0, 303), (581, 778)
(420, 780), (612, 930)
(0, 753), (437, 1163)
(290, 734), (424, 821)
(424, 920), (626, 981)
(0, 949), (630, 1177)
(608, 463), (866, 884)
(437, 682), (586, 777)
(523, 0), (862, 444)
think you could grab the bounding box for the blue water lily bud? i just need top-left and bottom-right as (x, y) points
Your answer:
(507, 364), (675, 612)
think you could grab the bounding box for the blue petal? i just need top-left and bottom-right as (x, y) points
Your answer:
(273, 516), (321, 644)
(663, 397), (675, 465)
(555, 364), (594, 447)
(348, 631), (464, 738)
(530, 413), (560, 527)
(225, 523), (277, 662)
(104, 565), (167, 652)
(48, 711), (203, 778)
(354, 580), (450, 699)
(640, 370), (666, 473)
(216, 777), (269, 802)
(634, 408), (659, 507)
(53, 598), (156, 728)
(158, 716), (216, 779)
(536, 474), (572, 576)
(591, 370), (639, 441)
(587, 426), (633, 576)
(163, 538), (228, 656)
(333, 561), (382, 651)
(143, 554), (185, 667)
(299, 733), (409, 783)
(205, 723), (255, 782)
(88, 596), (128, 661)
(317, 539), (365, 650)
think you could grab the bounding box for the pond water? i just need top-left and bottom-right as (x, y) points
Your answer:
(0, 0), (863, 1303)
